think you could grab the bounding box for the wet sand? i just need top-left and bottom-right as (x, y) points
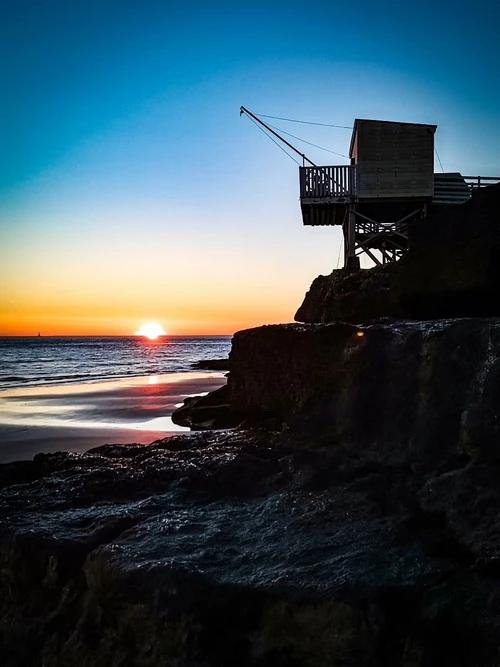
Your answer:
(0, 372), (226, 463)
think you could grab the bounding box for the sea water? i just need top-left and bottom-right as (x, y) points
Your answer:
(0, 336), (232, 389)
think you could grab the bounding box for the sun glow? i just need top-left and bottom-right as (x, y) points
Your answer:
(135, 321), (167, 340)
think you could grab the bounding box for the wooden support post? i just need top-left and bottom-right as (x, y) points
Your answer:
(343, 204), (360, 270)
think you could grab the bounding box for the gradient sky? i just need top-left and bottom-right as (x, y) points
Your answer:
(1, 0), (499, 335)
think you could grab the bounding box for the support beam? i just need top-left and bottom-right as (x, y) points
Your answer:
(341, 203), (428, 269)
(343, 204), (360, 270)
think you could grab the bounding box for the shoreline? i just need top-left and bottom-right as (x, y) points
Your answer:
(0, 371), (226, 463)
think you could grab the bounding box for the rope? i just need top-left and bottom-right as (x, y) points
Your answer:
(266, 122), (349, 159)
(246, 115), (301, 165)
(255, 112), (352, 130)
(435, 147), (445, 173)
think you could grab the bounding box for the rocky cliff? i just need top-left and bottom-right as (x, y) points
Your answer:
(229, 319), (500, 463)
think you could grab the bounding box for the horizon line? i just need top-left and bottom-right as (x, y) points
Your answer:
(0, 333), (235, 338)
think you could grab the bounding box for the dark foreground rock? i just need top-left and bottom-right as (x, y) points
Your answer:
(171, 384), (246, 430)
(296, 183), (500, 323)
(4, 318), (500, 665)
(229, 319), (500, 464)
(3, 426), (500, 667)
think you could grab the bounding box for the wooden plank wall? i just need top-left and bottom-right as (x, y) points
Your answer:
(356, 121), (435, 199)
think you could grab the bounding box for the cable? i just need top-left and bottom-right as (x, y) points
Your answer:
(266, 122), (349, 159)
(246, 114), (301, 165)
(435, 147), (445, 173)
(255, 112), (352, 130)
(336, 235), (343, 269)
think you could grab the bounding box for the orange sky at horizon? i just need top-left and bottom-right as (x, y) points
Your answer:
(0, 278), (303, 336)
(0, 257), (306, 335)
(0, 313), (291, 337)
(0, 296), (299, 336)
(0, 206), (323, 336)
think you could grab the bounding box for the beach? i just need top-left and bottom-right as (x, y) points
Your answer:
(0, 371), (226, 463)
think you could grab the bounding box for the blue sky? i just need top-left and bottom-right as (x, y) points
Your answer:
(1, 0), (499, 334)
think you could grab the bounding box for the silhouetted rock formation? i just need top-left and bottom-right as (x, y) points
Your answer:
(171, 384), (245, 429)
(295, 266), (401, 323)
(296, 183), (500, 323)
(229, 319), (500, 463)
(0, 405), (499, 663)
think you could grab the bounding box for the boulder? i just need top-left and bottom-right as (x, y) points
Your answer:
(229, 319), (500, 467)
(295, 266), (402, 323)
(171, 384), (246, 430)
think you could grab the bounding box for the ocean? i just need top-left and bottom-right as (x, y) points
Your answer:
(0, 336), (232, 389)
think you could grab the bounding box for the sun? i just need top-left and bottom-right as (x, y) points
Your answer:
(135, 321), (167, 340)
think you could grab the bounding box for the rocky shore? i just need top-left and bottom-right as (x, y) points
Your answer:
(2, 184), (500, 666)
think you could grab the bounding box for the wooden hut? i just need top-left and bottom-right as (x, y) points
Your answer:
(299, 118), (499, 267)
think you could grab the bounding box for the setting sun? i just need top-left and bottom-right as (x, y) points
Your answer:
(135, 321), (167, 340)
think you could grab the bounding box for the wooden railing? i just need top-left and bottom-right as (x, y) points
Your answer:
(300, 165), (356, 199)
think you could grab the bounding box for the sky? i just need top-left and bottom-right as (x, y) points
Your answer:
(1, 0), (499, 335)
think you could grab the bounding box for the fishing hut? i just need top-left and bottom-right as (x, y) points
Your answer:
(299, 118), (500, 268)
(240, 107), (500, 268)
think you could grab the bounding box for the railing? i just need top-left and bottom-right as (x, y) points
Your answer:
(300, 169), (499, 202)
(433, 174), (500, 205)
(300, 165), (356, 199)
(463, 176), (500, 190)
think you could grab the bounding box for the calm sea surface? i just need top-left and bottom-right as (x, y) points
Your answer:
(0, 336), (232, 389)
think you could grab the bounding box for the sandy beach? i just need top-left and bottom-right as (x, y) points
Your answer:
(0, 372), (226, 463)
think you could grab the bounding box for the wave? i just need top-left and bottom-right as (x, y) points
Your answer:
(0, 376), (31, 385)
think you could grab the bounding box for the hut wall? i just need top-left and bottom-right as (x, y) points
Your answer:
(353, 120), (435, 199)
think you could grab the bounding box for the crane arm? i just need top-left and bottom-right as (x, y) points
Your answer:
(240, 106), (317, 167)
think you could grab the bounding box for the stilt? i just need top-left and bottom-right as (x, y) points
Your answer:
(343, 204), (360, 270)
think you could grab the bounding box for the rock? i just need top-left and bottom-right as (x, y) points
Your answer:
(393, 183), (500, 317)
(191, 358), (231, 371)
(229, 319), (500, 468)
(296, 183), (500, 323)
(295, 266), (403, 323)
(3, 419), (500, 664)
(171, 384), (246, 430)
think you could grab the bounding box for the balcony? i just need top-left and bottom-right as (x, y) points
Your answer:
(299, 165), (357, 203)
